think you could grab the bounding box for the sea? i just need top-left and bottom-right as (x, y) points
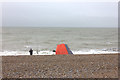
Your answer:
(0, 27), (118, 56)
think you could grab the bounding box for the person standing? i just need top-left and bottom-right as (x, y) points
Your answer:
(29, 48), (33, 55)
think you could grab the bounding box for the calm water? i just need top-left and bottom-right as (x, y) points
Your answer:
(1, 27), (118, 55)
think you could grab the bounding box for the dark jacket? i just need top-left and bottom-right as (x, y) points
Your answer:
(29, 49), (33, 55)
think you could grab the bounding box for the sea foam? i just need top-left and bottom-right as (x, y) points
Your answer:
(0, 50), (119, 56)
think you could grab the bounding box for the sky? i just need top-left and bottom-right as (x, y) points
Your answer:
(0, 0), (118, 2)
(1, 1), (118, 27)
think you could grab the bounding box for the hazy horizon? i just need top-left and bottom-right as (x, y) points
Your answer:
(2, 26), (118, 28)
(2, 2), (118, 28)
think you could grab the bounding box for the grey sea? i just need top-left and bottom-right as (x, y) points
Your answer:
(0, 27), (118, 55)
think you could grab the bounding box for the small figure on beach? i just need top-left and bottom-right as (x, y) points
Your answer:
(53, 50), (56, 52)
(29, 48), (33, 55)
(36, 49), (39, 54)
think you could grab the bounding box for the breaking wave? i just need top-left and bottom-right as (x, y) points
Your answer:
(0, 49), (119, 56)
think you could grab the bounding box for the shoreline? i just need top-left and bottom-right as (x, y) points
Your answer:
(0, 53), (119, 56)
(0, 50), (119, 56)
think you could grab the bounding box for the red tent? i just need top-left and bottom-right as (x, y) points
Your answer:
(56, 44), (73, 55)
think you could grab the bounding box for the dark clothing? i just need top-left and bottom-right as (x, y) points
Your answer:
(29, 49), (33, 55)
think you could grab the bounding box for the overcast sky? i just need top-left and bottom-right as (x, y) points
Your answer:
(2, 2), (118, 27)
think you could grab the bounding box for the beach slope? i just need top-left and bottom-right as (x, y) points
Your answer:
(2, 54), (119, 78)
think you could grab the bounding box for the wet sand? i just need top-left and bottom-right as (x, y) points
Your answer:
(2, 54), (119, 78)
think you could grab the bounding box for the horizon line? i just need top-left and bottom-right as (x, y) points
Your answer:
(2, 26), (118, 28)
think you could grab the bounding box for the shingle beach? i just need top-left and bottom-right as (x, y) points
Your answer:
(2, 54), (119, 78)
